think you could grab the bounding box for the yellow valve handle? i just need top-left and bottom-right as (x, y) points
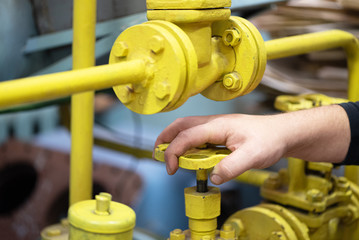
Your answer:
(275, 94), (348, 112)
(154, 143), (231, 170)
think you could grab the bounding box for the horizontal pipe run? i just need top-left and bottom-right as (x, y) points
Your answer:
(0, 60), (147, 109)
(235, 169), (274, 187)
(265, 30), (359, 101)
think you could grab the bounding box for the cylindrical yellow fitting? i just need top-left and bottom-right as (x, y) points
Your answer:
(185, 186), (221, 240)
(68, 193), (136, 240)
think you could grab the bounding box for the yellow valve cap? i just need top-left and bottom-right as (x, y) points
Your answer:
(68, 193), (136, 234)
(185, 186), (221, 219)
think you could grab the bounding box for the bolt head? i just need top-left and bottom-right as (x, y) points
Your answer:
(337, 177), (351, 192)
(113, 41), (129, 58)
(170, 229), (185, 240)
(306, 189), (324, 202)
(117, 87), (133, 104)
(220, 223), (236, 239)
(223, 72), (242, 91)
(155, 82), (170, 99)
(149, 35), (165, 54)
(223, 29), (241, 47)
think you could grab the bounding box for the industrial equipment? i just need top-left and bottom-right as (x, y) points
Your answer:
(1, 0), (359, 239)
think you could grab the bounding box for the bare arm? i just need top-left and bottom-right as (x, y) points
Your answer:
(154, 105), (350, 185)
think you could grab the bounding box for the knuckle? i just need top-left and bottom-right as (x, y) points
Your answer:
(177, 130), (191, 139)
(173, 117), (187, 125)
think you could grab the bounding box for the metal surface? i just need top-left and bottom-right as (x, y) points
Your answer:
(202, 16), (267, 101)
(68, 193), (135, 239)
(0, 60), (147, 109)
(275, 94), (349, 112)
(154, 143), (230, 170)
(155, 144), (224, 239)
(70, 0), (97, 206)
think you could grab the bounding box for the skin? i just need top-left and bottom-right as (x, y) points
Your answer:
(154, 105), (351, 185)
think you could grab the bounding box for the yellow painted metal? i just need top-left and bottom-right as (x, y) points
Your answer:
(219, 224), (236, 240)
(202, 16), (267, 101)
(147, 9), (231, 24)
(70, 0), (97, 205)
(266, 30), (359, 100)
(41, 219), (70, 240)
(109, 22), (187, 114)
(266, 30), (359, 186)
(235, 169), (274, 187)
(185, 187), (221, 240)
(68, 193), (136, 239)
(0, 61), (147, 110)
(146, 0), (231, 9)
(144, 20), (198, 112)
(169, 229), (186, 240)
(275, 94), (349, 112)
(155, 143), (224, 239)
(154, 143), (231, 170)
(226, 205), (302, 240)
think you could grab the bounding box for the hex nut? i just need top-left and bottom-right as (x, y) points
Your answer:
(113, 41), (129, 58)
(220, 223), (236, 239)
(169, 229), (185, 240)
(149, 35), (165, 54)
(263, 173), (281, 190)
(306, 189), (324, 202)
(117, 87), (133, 104)
(223, 29), (241, 47)
(223, 72), (242, 91)
(155, 82), (170, 99)
(337, 177), (351, 193)
(185, 187), (220, 219)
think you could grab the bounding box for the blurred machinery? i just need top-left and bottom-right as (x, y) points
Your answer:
(1, 0), (359, 239)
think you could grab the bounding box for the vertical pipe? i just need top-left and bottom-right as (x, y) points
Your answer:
(70, 0), (97, 205)
(288, 158), (306, 192)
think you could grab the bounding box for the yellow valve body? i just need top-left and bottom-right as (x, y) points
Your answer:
(68, 196), (135, 239)
(202, 16), (267, 101)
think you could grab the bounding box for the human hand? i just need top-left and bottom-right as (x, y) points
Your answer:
(154, 105), (350, 185)
(154, 114), (289, 184)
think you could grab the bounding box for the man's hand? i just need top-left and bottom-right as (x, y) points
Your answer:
(154, 105), (350, 185)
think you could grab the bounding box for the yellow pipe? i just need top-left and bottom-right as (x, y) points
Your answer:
(266, 30), (359, 185)
(235, 169), (274, 187)
(288, 158), (306, 192)
(0, 60), (147, 109)
(71, 0), (96, 205)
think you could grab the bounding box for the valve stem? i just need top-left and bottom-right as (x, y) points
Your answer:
(196, 169), (208, 192)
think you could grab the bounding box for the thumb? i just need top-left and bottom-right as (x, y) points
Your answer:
(210, 148), (253, 185)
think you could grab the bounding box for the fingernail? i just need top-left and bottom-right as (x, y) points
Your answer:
(210, 174), (223, 185)
(166, 164), (172, 175)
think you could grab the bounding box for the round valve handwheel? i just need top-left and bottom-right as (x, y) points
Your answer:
(154, 143), (231, 170)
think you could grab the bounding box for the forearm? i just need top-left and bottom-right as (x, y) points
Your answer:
(280, 105), (350, 163)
